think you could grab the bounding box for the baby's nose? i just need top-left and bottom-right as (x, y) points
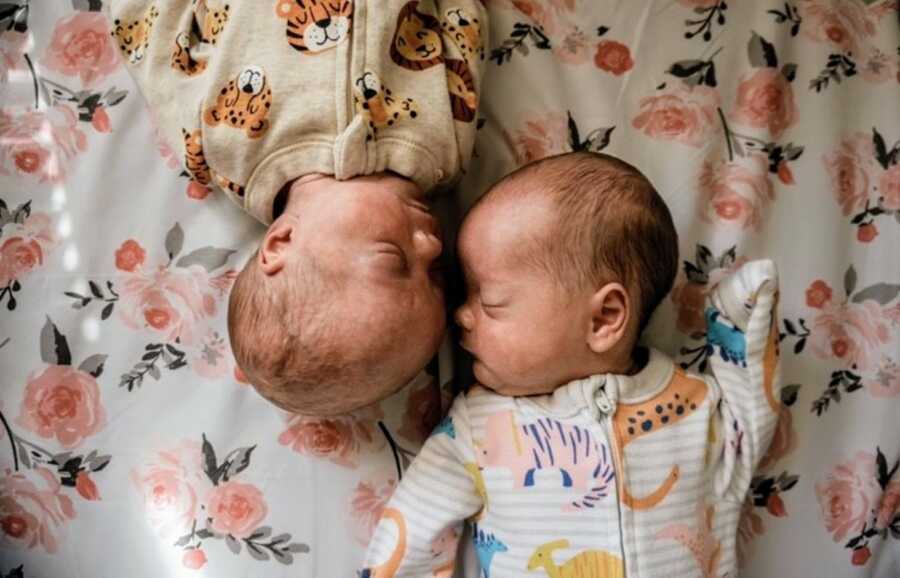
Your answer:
(454, 303), (474, 331)
(413, 229), (443, 263)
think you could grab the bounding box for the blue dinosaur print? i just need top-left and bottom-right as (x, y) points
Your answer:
(705, 308), (747, 367)
(473, 525), (508, 578)
(433, 415), (456, 439)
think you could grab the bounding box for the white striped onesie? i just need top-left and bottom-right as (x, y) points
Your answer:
(361, 259), (781, 578)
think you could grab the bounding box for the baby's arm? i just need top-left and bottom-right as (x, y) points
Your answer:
(361, 395), (483, 577)
(704, 259), (781, 502)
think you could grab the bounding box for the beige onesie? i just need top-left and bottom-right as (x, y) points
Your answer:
(107, 0), (487, 223)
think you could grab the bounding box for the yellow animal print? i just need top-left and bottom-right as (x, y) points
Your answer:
(528, 540), (624, 578)
(275, 0), (353, 54)
(193, 0), (230, 45)
(171, 32), (207, 76)
(464, 462), (488, 521)
(445, 58), (477, 122)
(353, 72), (417, 141)
(390, 1), (444, 70)
(441, 7), (483, 61)
(611, 369), (709, 510)
(111, 5), (159, 65)
(182, 128), (211, 185)
(203, 66), (272, 139)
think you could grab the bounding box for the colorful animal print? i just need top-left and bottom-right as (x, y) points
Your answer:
(111, 4), (159, 65)
(203, 66), (272, 139)
(275, 0), (353, 54)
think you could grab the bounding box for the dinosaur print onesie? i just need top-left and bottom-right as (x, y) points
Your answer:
(107, 0), (487, 223)
(362, 260), (782, 578)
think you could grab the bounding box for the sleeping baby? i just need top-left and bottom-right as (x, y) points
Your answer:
(361, 152), (782, 577)
(108, 0), (487, 415)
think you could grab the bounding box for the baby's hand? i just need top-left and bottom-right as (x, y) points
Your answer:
(707, 260), (777, 333)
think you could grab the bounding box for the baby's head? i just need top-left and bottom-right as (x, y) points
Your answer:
(455, 152), (678, 396)
(228, 174), (446, 416)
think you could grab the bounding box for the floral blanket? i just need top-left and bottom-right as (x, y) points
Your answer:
(0, 1), (898, 577)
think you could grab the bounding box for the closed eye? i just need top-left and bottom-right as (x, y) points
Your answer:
(376, 244), (409, 272)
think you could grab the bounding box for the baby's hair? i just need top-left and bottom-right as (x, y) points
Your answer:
(228, 251), (380, 415)
(480, 151), (679, 334)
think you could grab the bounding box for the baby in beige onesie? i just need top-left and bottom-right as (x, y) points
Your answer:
(108, 0), (487, 415)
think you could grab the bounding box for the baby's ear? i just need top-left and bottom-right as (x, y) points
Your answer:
(587, 282), (630, 354)
(258, 219), (295, 275)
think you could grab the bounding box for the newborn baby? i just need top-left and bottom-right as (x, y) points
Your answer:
(228, 173), (445, 416)
(362, 152), (781, 577)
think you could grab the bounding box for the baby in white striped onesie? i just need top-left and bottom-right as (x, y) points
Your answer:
(361, 151), (781, 578)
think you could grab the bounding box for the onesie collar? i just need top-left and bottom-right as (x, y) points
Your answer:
(518, 348), (675, 419)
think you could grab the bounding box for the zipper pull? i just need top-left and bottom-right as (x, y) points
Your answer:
(595, 390), (614, 415)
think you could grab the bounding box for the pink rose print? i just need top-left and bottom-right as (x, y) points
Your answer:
(16, 365), (106, 449)
(207, 481), (268, 538)
(131, 441), (211, 539)
(90, 106), (111, 133)
(808, 300), (890, 371)
(114, 239), (146, 273)
(865, 357), (900, 398)
(349, 476), (397, 546)
(816, 451), (882, 542)
(42, 12), (121, 87)
(510, 112), (569, 166)
(183, 548), (208, 570)
(797, 0), (876, 54)
(0, 105), (87, 183)
(632, 83), (720, 148)
(698, 154), (774, 231)
(74, 471), (100, 501)
(879, 164), (900, 211)
(118, 264), (221, 346)
(0, 467), (76, 553)
(594, 40), (634, 75)
(732, 68), (798, 139)
(805, 280), (833, 309)
(823, 134), (879, 216)
(856, 223), (878, 243)
(279, 405), (384, 468)
(0, 30), (29, 84)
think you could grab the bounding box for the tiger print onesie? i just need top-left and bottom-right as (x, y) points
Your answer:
(107, 0), (487, 223)
(362, 260), (783, 578)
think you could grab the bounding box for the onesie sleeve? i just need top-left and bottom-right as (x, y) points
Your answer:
(360, 394), (484, 577)
(704, 259), (782, 502)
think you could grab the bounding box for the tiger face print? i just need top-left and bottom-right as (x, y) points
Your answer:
(193, 0), (230, 45)
(275, 0), (353, 54)
(182, 129), (211, 185)
(203, 66), (272, 139)
(390, 1), (443, 70)
(441, 8), (483, 61)
(171, 32), (207, 76)
(354, 71), (417, 140)
(111, 5), (159, 65)
(445, 59), (476, 123)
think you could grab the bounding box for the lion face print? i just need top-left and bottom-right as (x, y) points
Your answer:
(354, 71), (417, 140)
(112, 5), (159, 65)
(445, 59), (476, 123)
(275, 0), (353, 54)
(203, 66), (272, 139)
(441, 8), (483, 61)
(390, 1), (444, 70)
